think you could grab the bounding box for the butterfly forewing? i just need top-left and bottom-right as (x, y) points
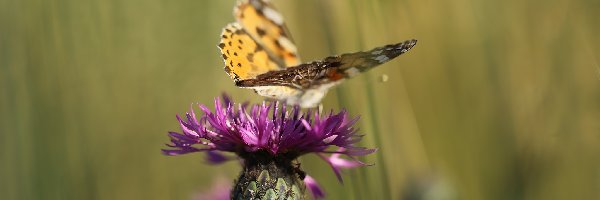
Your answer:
(236, 39), (417, 89)
(218, 23), (281, 81)
(324, 39), (417, 78)
(235, 0), (301, 67)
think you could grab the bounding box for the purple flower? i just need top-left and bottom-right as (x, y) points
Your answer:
(163, 95), (376, 198)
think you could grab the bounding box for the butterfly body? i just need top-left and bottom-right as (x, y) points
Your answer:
(249, 83), (339, 108)
(219, 0), (416, 108)
(238, 61), (342, 107)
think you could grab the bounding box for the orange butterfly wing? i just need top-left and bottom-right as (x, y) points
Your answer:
(219, 0), (301, 82)
(218, 23), (281, 81)
(235, 0), (300, 67)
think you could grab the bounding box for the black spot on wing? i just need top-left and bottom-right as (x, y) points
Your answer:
(247, 53), (254, 62)
(256, 27), (266, 37)
(254, 7), (264, 16)
(273, 39), (282, 48)
(254, 44), (263, 52)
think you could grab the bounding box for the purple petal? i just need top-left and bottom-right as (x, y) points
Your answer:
(205, 151), (230, 164)
(317, 153), (344, 182)
(343, 147), (378, 156)
(328, 152), (368, 168)
(322, 135), (338, 144)
(304, 175), (325, 199)
(221, 93), (232, 106)
(318, 149), (372, 183)
(161, 148), (201, 156)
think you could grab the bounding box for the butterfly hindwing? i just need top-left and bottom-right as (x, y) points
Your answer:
(235, 0), (300, 67)
(218, 23), (281, 81)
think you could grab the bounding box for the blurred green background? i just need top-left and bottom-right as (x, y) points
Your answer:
(1, 0), (599, 199)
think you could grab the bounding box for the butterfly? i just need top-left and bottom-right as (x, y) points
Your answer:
(218, 0), (417, 108)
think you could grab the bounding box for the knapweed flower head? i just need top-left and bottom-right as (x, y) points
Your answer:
(163, 95), (376, 199)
